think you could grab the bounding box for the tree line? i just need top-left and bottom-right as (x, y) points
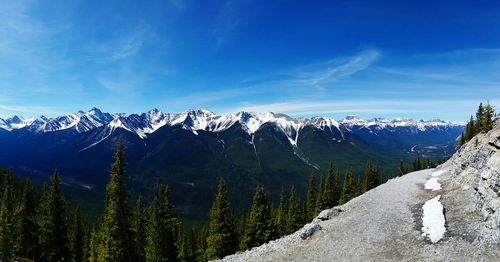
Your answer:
(460, 102), (496, 145)
(0, 143), (384, 261)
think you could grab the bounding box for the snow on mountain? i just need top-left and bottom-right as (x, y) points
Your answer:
(0, 115), (38, 130)
(0, 109), (461, 145)
(340, 115), (463, 131)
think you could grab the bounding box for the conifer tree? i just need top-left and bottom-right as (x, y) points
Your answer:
(306, 171), (318, 220)
(339, 169), (356, 205)
(315, 175), (325, 213)
(70, 207), (85, 262)
(145, 184), (178, 262)
(37, 170), (71, 261)
(98, 139), (133, 261)
(205, 178), (237, 260)
(14, 180), (38, 260)
(476, 102), (485, 131)
(287, 186), (304, 234)
(364, 161), (381, 191)
(321, 162), (337, 209)
(0, 175), (14, 261)
(484, 103), (495, 131)
(88, 228), (100, 262)
(275, 185), (287, 236)
(398, 161), (407, 176)
(132, 196), (147, 262)
(177, 228), (193, 262)
(242, 185), (275, 250)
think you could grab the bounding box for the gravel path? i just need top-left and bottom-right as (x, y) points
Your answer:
(220, 169), (499, 262)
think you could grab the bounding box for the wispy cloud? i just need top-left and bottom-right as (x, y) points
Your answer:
(0, 104), (63, 117)
(291, 50), (380, 87)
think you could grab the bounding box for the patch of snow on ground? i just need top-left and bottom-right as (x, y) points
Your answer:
(424, 177), (441, 191)
(431, 170), (446, 177)
(421, 195), (446, 243)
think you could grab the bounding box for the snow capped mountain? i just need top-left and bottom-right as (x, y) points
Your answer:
(340, 115), (463, 131)
(0, 115), (38, 131)
(0, 109), (462, 149)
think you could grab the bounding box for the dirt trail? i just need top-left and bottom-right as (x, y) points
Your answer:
(220, 169), (499, 262)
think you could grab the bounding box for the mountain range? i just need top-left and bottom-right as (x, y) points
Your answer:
(0, 108), (464, 219)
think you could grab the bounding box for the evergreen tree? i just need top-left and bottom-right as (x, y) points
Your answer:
(339, 169), (356, 205)
(88, 228), (100, 262)
(484, 103), (495, 131)
(145, 184), (178, 262)
(132, 196), (147, 262)
(476, 102), (485, 131)
(275, 185), (287, 237)
(37, 170), (71, 261)
(316, 176), (325, 214)
(355, 175), (364, 197)
(287, 186), (304, 233)
(321, 162), (340, 209)
(242, 185), (275, 250)
(70, 207), (85, 262)
(14, 180), (38, 260)
(364, 161), (381, 191)
(205, 178), (237, 260)
(0, 174), (14, 261)
(398, 161), (407, 176)
(177, 228), (193, 262)
(306, 171), (318, 220)
(98, 140), (133, 261)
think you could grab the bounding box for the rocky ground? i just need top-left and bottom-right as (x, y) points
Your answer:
(218, 123), (500, 262)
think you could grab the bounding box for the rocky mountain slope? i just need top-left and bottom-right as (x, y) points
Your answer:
(218, 121), (499, 261)
(0, 108), (464, 219)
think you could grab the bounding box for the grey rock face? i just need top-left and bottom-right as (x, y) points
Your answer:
(440, 122), (500, 243)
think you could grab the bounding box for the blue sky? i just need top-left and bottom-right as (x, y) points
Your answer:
(0, 0), (499, 121)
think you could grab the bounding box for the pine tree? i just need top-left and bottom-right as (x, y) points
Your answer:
(88, 228), (100, 262)
(321, 162), (338, 209)
(132, 196), (147, 262)
(484, 103), (495, 131)
(315, 175), (325, 213)
(37, 170), (71, 261)
(398, 161), (406, 176)
(339, 169), (356, 205)
(145, 184), (178, 262)
(306, 171), (317, 220)
(364, 161), (381, 191)
(70, 207), (85, 262)
(177, 228), (193, 262)
(205, 178), (237, 260)
(476, 102), (485, 132)
(355, 175), (364, 197)
(98, 140), (133, 261)
(0, 174), (14, 261)
(14, 180), (38, 260)
(287, 186), (304, 234)
(242, 185), (275, 250)
(275, 185), (287, 236)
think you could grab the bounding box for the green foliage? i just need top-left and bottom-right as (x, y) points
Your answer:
(461, 102), (496, 145)
(0, 172), (14, 261)
(37, 170), (71, 261)
(98, 140), (133, 261)
(320, 162), (341, 210)
(398, 161), (407, 177)
(364, 161), (381, 191)
(205, 178), (237, 260)
(306, 171), (317, 220)
(274, 185), (288, 237)
(70, 207), (85, 262)
(339, 169), (356, 205)
(242, 185), (275, 250)
(14, 180), (38, 259)
(287, 186), (304, 233)
(132, 196), (147, 262)
(145, 184), (178, 262)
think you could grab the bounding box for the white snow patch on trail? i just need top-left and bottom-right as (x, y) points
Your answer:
(421, 195), (446, 243)
(424, 177), (441, 191)
(431, 170), (446, 177)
